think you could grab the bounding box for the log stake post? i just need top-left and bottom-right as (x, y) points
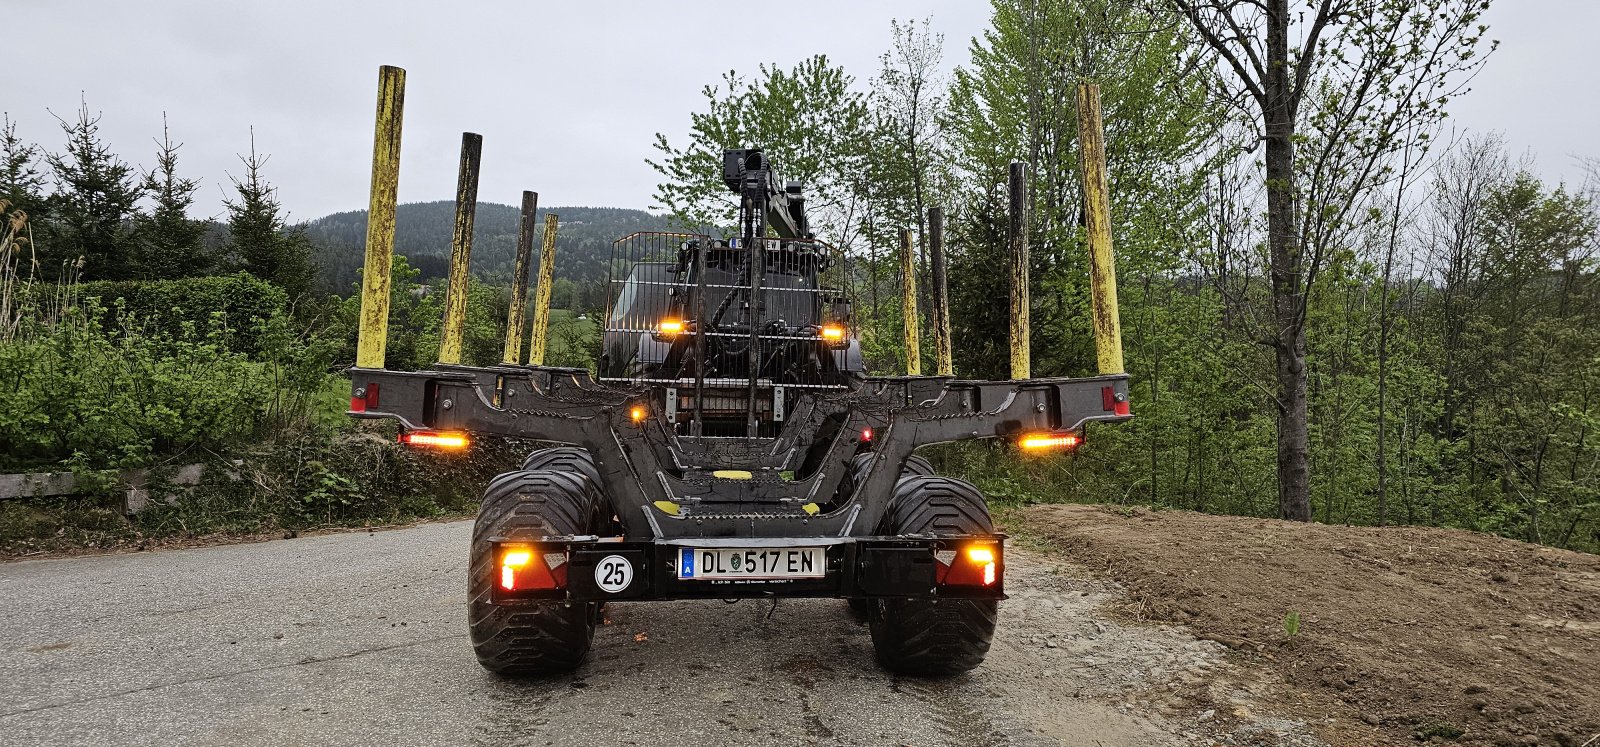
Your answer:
(1077, 83), (1125, 375)
(901, 228), (921, 376)
(438, 132), (482, 365)
(1008, 161), (1031, 380)
(501, 191), (538, 364)
(355, 65), (405, 370)
(929, 207), (953, 377)
(527, 213), (559, 365)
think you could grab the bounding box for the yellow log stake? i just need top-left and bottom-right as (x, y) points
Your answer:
(438, 132), (482, 365)
(501, 191), (538, 364)
(900, 228), (921, 376)
(527, 213), (559, 365)
(1076, 83), (1125, 375)
(355, 65), (405, 370)
(1008, 161), (1031, 380)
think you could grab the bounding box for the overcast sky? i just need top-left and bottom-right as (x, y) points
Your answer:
(6, 1), (1596, 223)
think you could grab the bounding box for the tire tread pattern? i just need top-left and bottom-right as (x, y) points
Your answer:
(469, 469), (597, 676)
(869, 475), (999, 676)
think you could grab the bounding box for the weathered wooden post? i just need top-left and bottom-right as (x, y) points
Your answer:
(900, 228), (921, 376)
(1008, 161), (1030, 380)
(501, 191), (538, 364)
(929, 207), (953, 377)
(527, 213), (559, 365)
(438, 132), (482, 365)
(355, 65), (405, 370)
(1076, 83), (1125, 375)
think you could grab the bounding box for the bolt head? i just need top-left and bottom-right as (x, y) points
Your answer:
(441, 398), (454, 410)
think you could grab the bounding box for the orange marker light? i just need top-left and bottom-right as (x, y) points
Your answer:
(630, 405), (647, 423)
(657, 319), (683, 336)
(820, 323), (848, 348)
(1018, 433), (1081, 451)
(399, 430), (470, 450)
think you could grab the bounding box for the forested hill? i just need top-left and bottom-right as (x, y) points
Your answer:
(303, 202), (670, 300)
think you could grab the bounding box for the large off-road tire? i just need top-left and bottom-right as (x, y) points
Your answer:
(521, 446), (601, 488)
(845, 453), (940, 617)
(849, 452), (935, 484)
(837, 452), (936, 506)
(469, 469), (598, 676)
(523, 445), (616, 538)
(868, 476), (999, 676)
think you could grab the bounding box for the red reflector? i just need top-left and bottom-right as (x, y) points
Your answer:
(1103, 385), (1130, 416)
(350, 383), (379, 413)
(861, 427), (873, 442)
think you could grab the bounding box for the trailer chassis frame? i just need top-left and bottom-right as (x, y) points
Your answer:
(348, 363), (1131, 542)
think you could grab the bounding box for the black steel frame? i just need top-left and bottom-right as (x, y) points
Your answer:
(347, 364), (1132, 542)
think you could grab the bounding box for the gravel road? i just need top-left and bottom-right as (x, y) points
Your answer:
(0, 520), (1317, 746)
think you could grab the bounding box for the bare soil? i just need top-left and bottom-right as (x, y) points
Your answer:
(1022, 504), (1600, 746)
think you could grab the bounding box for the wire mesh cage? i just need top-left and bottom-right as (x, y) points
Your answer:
(600, 232), (857, 437)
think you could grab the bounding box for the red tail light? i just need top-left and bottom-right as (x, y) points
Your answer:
(498, 544), (567, 592)
(935, 542), (1002, 587)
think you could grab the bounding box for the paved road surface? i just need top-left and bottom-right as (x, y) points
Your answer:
(0, 520), (1296, 746)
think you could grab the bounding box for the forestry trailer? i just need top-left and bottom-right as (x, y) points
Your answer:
(346, 67), (1131, 677)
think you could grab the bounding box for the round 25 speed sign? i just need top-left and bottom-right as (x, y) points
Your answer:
(595, 555), (633, 593)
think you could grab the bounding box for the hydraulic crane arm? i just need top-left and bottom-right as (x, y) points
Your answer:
(722, 148), (810, 240)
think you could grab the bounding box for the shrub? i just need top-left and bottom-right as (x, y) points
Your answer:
(77, 273), (288, 356)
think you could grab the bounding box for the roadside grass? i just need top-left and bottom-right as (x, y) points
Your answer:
(0, 422), (525, 556)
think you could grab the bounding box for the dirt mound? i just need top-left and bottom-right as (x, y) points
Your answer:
(1023, 504), (1600, 746)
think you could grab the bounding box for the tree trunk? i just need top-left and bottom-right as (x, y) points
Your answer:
(1264, 0), (1313, 522)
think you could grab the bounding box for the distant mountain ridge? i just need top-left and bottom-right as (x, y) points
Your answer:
(302, 202), (672, 294)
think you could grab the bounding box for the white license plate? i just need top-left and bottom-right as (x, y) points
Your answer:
(677, 547), (825, 580)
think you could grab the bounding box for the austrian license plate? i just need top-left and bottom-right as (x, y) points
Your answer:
(677, 547), (825, 580)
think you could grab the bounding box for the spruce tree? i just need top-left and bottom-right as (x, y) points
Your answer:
(224, 132), (312, 300)
(134, 116), (212, 279)
(1, 114), (46, 215)
(1, 115), (46, 279)
(43, 101), (144, 280)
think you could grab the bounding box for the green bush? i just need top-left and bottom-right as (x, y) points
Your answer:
(0, 290), (338, 471)
(322, 255), (512, 371)
(77, 273), (288, 356)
